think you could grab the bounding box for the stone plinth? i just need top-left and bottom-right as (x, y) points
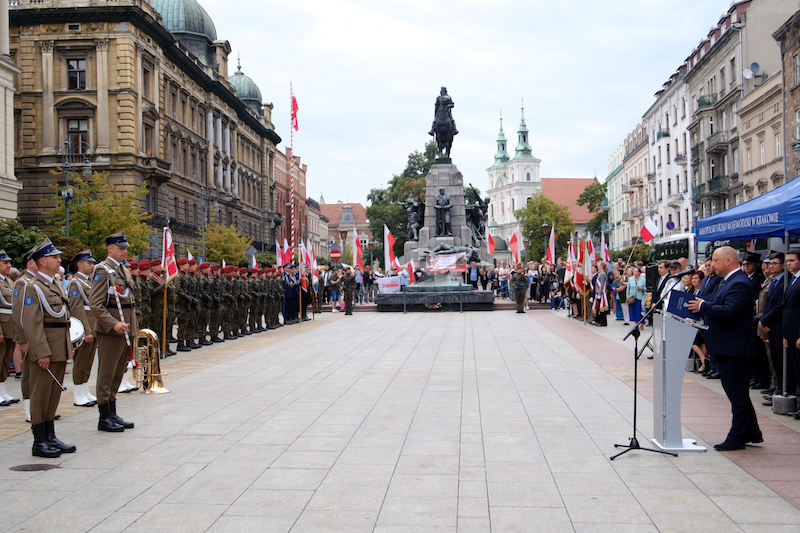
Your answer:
(375, 289), (495, 312)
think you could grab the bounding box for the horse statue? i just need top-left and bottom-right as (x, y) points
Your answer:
(428, 87), (458, 159)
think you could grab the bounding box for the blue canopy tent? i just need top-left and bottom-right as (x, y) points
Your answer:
(696, 175), (800, 241)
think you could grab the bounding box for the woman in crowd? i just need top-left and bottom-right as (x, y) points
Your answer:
(539, 265), (552, 305)
(627, 266), (645, 323)
(479, 266), (489, 290)
(612, 269), (628, 322)
(689, 270), (708, 372)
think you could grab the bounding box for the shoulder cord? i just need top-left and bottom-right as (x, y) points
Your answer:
(0, 280), (12, 307)
(20, 282), (68, 329)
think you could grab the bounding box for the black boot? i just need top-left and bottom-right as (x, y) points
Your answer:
(177, 341), (191, 352)
(200, 337), (212, 346)
(97, 403), (124, 432)
(110, 401), (134, 429)
(212, 336), (224, 343)
(45, 420), (76, 453)
(32, 423), (61, 458)
(189, 340), (202, 349)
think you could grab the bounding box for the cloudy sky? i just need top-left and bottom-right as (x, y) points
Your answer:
(203, 0), (733, 204)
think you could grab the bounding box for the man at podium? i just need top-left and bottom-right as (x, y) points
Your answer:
(688, 246), (763, 451)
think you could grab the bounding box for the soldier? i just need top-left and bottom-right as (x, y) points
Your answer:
(165, 261), (178, 348)
(67, 250), (98, 407)
(12, 246), (39, 422)
(137, 260), (152, 332)
(129, 262), (141, 327)
(237, 267), (249, 335)
(89, 231), (137, 432)
(259, 269), (269, 331)
(314, 268), (324, 313)
(208, 263), (223, 342)
(510, 262), (529, 313)
(186, 259), (201, 348)
(342, 266), (356, 316)
(148, 261), (173, 356)
(0, 249), (18, 406)
(196, 262), (213, 345)
(22, 238), (76, 457)
(174, 258), (192, 352)
(221, 266), (236, 339)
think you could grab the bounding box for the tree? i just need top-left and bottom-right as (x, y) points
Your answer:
(576, 181), (608, 236)
(464, 183), (483, 205)
(611, 243), (652, 264)
(0, 219), (45, 267)
(43, 171), (152, 258)
(255, 252), (277, 267)
(366, 141), (436, 267)
(514, 194), (574, 262)
(202, 223), (252, 265)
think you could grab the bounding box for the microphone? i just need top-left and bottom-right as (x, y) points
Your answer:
(670, 268), (695, 279)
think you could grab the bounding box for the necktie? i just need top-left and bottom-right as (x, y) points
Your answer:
(791, 275), (797, 287)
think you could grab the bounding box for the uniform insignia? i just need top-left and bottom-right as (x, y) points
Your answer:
(24, 296), (33, 306)
(93, 273), (101, 282)
(13, 289), (19, 297)
(70, 289), (78, 296)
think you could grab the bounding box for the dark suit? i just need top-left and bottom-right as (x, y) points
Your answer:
(761, 274), (787, 391)
(781, 274), (800, 396)
(698, 269), (760, 444)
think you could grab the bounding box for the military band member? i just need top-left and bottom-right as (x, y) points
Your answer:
(21, 239), (76, 457)
(89, 231), (137, 432)
(12, 246), (39, 422)
(67, 250), (98, 407)
(0, 250), (18, 407)
(342, 266), (356, 316)
(510, 263), (529, 313)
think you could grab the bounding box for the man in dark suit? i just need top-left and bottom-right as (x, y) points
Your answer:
(688, 246), (762, 450)
(781, 250), (800, 419)
(759, 252), (786, 399)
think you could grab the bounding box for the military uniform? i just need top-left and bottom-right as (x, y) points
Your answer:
(12, 248), (39, 420)
(137, 261), (152, 332)
(510, 269), (529, 313)
(173, 260), (192, 351)
(342, 270), (356, 315)
(208, 265), (223, 341)
(222, 267), (236, 338)
(89, 231), (137, 432)
(0, 249), (18, 406)
(22, 239), (76, 457)
(196, 264), (213, 344)
(67, 250), (98, 407)
(147, 268), (166, 344)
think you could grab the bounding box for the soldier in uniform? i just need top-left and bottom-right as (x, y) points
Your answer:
(0, 249), (19, 406)
(12, 246), (39, 422)
(129, 262), (141, 327)
(259, 269), (269, 331)
(89, 231), (137, 432)
(165, 261), (178, 348)
(148, 260), (172, 355)
(21, 238), (76, 457)
(174, 258), (191, 352)
(186, 259), (201, 348)
(342, 266), (356, 316)
(208, 263), (223, 342)
(137, 260), (152, 332)
(510, 262), (529, 313)
(67, 250), (98, 407)
(196, 262), (213, 345)
(222, 266), (236, 339)
(238, 267), (251, 335)
(247, 268), (258, 333)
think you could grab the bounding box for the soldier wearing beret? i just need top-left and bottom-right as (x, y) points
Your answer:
(137, 260), (152, 332)
(208, 264), (223, 342)
(89, 231), (137, 432)
(67, 250), (98, 407)
(21, 239), (76, 457)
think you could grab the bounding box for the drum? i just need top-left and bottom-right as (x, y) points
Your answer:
(69, 317), (85, 349)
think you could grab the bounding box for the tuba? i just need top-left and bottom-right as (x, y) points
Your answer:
(133, 329), (169, 394)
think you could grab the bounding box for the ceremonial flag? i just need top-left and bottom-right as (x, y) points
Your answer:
(564, 238), (575, 289)
(574, 234), (586, 295)
(407, 259), (416, 283)
(306, 238), (317, 270)
(299, 240), (308, 268)
(222, 259), (226, 269)
(249, 254), (257, 269)
(508, 224), (522, 264)
(282, 239), (291, 265)
(586, 231), (596, 264)
(275, 240), (284, 266)
(640, 217), (660, 243)
(487, 232), (496, 255)
(601, 232), (611, 263)
(290, 84), (299, 131)
(353, 226), (364, 270)
(187, 249), (194, 261)
(161, 227), (178, 279)
(545, 223), (555, 266)
(383, 224), (401, 272)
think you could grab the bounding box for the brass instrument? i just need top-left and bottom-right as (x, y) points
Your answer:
(133, 329), (169, 394)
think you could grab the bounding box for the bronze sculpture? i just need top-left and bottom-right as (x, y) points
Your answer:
(428, 87), (458, 158)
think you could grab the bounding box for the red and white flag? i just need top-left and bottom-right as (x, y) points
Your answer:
(600, 232), (611, 262)
(161, 227), (178, 280)
(487, 232), (496, 255)
(290, 84), (299, 131)
(282, 238), (292, 265)
(353, 226), (364, 270)
(299, 240), (308, 269)
(275, 240), (283, 266)
(565, 238), (575, 289)
(187, 249), (194, 261)
(545, 223), (555, 266)
(508, 224), (522, 264)
(586, 231), (596, 264)
(306, 238), (317, 270)
(383, 224), (401, 272)
(640, 217), (660, 243)
(574, 234), (588, 295)
(407, 259), (416, 283)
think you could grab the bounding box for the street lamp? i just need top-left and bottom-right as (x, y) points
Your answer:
(62, 138), (92, 237)
(368, 241), (375, 268)
(541, 222), (550, 262)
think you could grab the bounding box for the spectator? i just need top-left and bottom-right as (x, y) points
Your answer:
(467, 261), (479, 289)
(612, 269), (627, 322)
(498, 263), (510, 298)
(329, 268), (342, 312)
(627, 266), (645, 323)
(479, 266), (489, 290)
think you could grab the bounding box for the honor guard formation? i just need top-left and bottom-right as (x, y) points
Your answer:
(0, 232), (318, 458)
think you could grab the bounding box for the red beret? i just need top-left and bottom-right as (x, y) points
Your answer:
(211, 264), (220, 271)
(188, 258), (196, 266)
(238, 267), (248, 273)
(128, 261), (139, 269)
(139, 260), (151, 269)
(249, 267), (258, 273)
(199, 262), (210, 269)
(177, 258), (188, 266)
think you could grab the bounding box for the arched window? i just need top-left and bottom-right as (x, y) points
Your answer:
(526, 172), (531, 181)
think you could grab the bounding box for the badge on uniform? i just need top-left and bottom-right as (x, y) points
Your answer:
(24, 296), (33, 306)
(13, 289), (19, 298)
(70, 289), (78, 297)
(93, 273), (101, 282)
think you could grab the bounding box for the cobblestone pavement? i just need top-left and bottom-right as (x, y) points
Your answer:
(0, 311), (798, 532)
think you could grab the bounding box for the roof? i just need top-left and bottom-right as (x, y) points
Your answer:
(228, 61), (262, 109)
(151, 0), (217, 42)
(541, 178), (597, 224)
(320, 202), (368, 226)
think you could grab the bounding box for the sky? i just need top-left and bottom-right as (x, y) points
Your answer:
(203, 0), (732, 205)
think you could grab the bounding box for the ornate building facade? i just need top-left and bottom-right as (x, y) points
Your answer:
(9, 0), (282, 254)
(0, 1), (21, 219)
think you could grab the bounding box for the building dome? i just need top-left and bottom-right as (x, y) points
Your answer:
(228, 60), (263, 114)
(152, 0), (217, 64)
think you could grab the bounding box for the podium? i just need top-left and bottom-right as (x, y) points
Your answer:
(651, 310), (707, 452)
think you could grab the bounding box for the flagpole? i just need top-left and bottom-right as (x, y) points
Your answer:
(289, 82), (296, 261)
(625, 235), (641, 267)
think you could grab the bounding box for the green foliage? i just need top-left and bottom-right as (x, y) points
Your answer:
(50, 235), (87, 268)
(255, 252), (277, 267)
(43, 171), (152, 258)
(202, 223), (252, 265)
(0, 219), (45, 267)
(576, 181), (608, 235)
(366, 141), (436, 267)
(464, 183), (483, 205)
(611, 243), (652, 264)
(514, 194), (574, 262)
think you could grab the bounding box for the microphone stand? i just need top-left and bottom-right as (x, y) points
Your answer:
(611, 278), (683, 460)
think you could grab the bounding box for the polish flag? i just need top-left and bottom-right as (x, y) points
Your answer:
(283, 239), (292, 264)
(407, 259), (416, 283)
(545, 223), (555, 266)
(290, 84), (299, 131)
(187, 249), (194, 261)
(487, 232), (496, 255)
(574, 235), (586, 295)
(383, 224), (401, 272)
(306, 238), (317, 270)
(276, 240), (284, 266)
(353, 226), (364, 270)
(600, 232), (611, 263)
(299, 240), (308, 269)
(161, 227), (178, 280)
(640, 217), (660, 243)
(586, 231), (596, 264)
(508, 224), (522, 264)
(564, 238), (575, 289)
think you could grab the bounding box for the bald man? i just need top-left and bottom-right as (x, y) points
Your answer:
(688, 246), (762, 450)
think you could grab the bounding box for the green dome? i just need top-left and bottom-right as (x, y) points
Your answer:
(152, 0), (217, 44)
(229, 61), (263, 111)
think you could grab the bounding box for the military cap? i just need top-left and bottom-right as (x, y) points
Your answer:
(177, 258), (188, 266)
(210, 263), (220, 271)
(249, 267), (258, 274)
(188, 258), (196, 266)
(199, 262), (210, 269)
(239, 267), (248, 274)
(72, 249), (96, 264)
(104, 231), (130, 248)
(742, 252), (761, 264)
(0, 249), (10, 262)
(31, 238), (63, 262)
(128, 261), (139, 270)
(139, 259), (151, 269)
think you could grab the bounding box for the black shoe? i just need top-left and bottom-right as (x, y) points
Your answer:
(177, 345), (191, 352)
(516, 310), (525, 314)
(168, 336), (177, 343)
(762, 398), (773, 406)
(714, 439), (746, 451)
(751, 381), (770, 390)
(303, 317), (311, 321)
(793, 411), (800, 420)
(31, 423), (61, 458)
(0, 399), (11, 407)
(761, 387), (776, 395)
(8, 397), (19, 404)
(707, 372), (720, 379)
(110, 401), (134, 429)
(200, 340), (212, 346)
(746, 432), (764, 444)
(212, 337), (224, 343)
(45, 420), (76, 453)
(97, 403), (124, 432)
(54, 414), (61, 420)
(189, 342), (201, 349)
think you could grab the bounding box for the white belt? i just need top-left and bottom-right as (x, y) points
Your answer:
(83, 305), (91, 311)
(0, 308), (11, 314)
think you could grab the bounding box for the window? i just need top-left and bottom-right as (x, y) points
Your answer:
(511, 198), (515, 211)
(68, 59), (86, 90)
(746, 148), (752, 171)
(730, 57), (736, 86)
(143, 123), (154, 156)
(709, 116), (713, 135)
(681, 97), (686, 118)
(760, 141), (765, 166)
(733, 193), (741, 206)
(776, 133), (782, 158)
(171, 90), (177, 118)
(184, 199), (189, 223)
(142, 65), (152, 100)
(732, 103), (737, 127)
(793, 54), (800, 86)
(67, 118), (88, 150)
(174, 197), (179, 219)
(666, 144), (670, 162)
(732, 148), (739, 173)
(526, 172), (530, 181)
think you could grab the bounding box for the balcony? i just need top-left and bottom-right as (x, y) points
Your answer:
(705, 131), (729, 154)
(697, 94), (717, 109)
(656, 128), (670, 140)
(629, 175), (643, 187)
(667, 193), (683, 208)
(707, 175), (730, 197)
(622, 208), (633, 221)
(691, 144), (702, 161)
(622, 181), (635, 195)
(674, 153), (687, 165)
(631, 205), (644, 218)
(692, 184), (704, 199)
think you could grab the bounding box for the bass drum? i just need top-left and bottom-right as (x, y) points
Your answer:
(69, 316), (85, 349)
